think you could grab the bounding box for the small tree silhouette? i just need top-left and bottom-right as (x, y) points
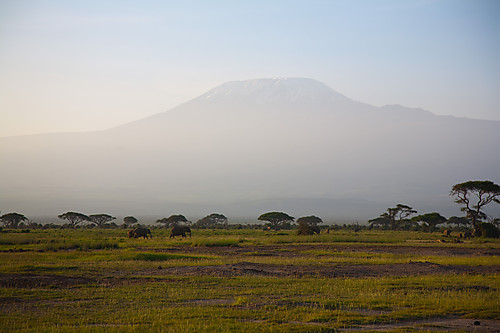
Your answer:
(123, 216), (138, 227)
(157, 214), (189, 228)
(0, 212), (28, 229)
(450, 180), (500, 235)
(89, 214), (116, 228)
(58, 212), (89, 229)
(258, 212), (294, 230)
(297, 216), (323, 235)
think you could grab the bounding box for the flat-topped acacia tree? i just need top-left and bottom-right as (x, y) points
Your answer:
(194, 213), (228, 228)
(89, 214), (116, 228)
(258, 212), (295, 230)
(369, 204), (417, 230)
(0, 212), (28, 229)
(450, 180), (500, 234)
(123, 216), (138, 227)
(297, 215), (323, 235)
(58, 212), (89, 228)
(411, 212), (447, 232)
(157, 214), (189, 228)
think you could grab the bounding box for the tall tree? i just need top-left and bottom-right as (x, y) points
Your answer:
(156, 214), (189, 228)
(450, 180), (500, 234)
(369, 204), (417, 230)
(123, 216), (138, 227)
(0, 212), (28, 229)
(411, 212), (446, 232)
(89, 214), (116, 228)
(258, 212), (294, 229)
(296, 215), (323, 235)
(58, 212), (89, 228)
(447, 216), (470, 228)
(194, 213), (228, 228)
(296, 216), (323, 226)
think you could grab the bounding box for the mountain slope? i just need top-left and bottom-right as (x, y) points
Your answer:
(1, 78), (499, 220)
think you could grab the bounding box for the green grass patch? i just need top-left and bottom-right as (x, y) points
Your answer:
(191, 238), (244, 247)
(40, 240), (119, 251)
(0, 228), (498, 332)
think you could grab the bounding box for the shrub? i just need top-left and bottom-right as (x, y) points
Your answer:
(477, 223), (500, 238)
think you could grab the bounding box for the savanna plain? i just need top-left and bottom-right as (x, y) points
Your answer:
(0, 228), (499, 332)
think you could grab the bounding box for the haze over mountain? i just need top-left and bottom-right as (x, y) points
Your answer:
(1, 78), (499, 222)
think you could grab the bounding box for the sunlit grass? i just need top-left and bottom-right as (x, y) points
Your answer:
(0, 228), (499, 332)
(1, 274), (498, 332)
(191, 237), (244, 247)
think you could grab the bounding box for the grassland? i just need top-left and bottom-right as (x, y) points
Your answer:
(0, 228), (499, 332)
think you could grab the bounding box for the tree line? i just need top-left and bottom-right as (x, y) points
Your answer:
(1, 180), (499, 237)
(368, 180), (500, 237)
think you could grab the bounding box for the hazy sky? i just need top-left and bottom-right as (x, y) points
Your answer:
(1, 0), (499, 137)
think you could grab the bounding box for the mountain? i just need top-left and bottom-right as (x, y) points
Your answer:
(1, 78), (499, 221)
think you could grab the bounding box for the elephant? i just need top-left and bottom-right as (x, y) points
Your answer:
(128, 227), (152, 239)
(170, 225), (191, 238)
(128, 229), (135, 238)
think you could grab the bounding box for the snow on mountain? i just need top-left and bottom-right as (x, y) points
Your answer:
(199, 78), (353, 104)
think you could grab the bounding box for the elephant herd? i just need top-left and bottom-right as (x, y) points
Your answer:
(128, 225), (191, 239)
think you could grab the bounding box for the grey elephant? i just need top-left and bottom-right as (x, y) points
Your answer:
(128, 227), (152, 239)
(170, 225), (191, 238)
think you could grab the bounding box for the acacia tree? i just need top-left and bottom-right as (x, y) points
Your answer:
(411, 212), (446, 232)
(58, 212), (89, 228)
(369, 204), (417, 230)
(194, 213), (228, 229)
(297, 215), (323, 235)
(258, 212), (294, 230)
(447, 216), (470, 228)
(0, 212), (28, 229)
(450, 180), (500, 234)
(89, 214), (116, 228)
(123, 216), (138, 227)
(156, 214), (188, 228)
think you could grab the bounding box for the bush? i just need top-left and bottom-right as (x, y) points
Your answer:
(477, 223), (500, 238)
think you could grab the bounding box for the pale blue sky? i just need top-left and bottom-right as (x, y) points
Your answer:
(1, 0), (499, 136)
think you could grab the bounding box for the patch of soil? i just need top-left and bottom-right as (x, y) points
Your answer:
(0, 273), (94, 288)
(342, 318), (500, 332)
(133, 243), (500, 278)
(162, 243), (500, 258)
(143, 261), (499, 278)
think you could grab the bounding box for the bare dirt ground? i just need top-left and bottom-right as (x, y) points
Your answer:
(2, 243), (499, 285)
(342, 318), (500, 332)
(160, 243), (500, 258)
(0, 273), (94, 288)
(142, 243), (500, 278)
(146, 260), (500, 278)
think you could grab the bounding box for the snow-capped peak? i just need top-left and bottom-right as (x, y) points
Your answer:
(199, 78), (351, 104)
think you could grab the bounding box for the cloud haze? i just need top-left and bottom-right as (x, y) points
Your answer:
(1, 78), (499, 221)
